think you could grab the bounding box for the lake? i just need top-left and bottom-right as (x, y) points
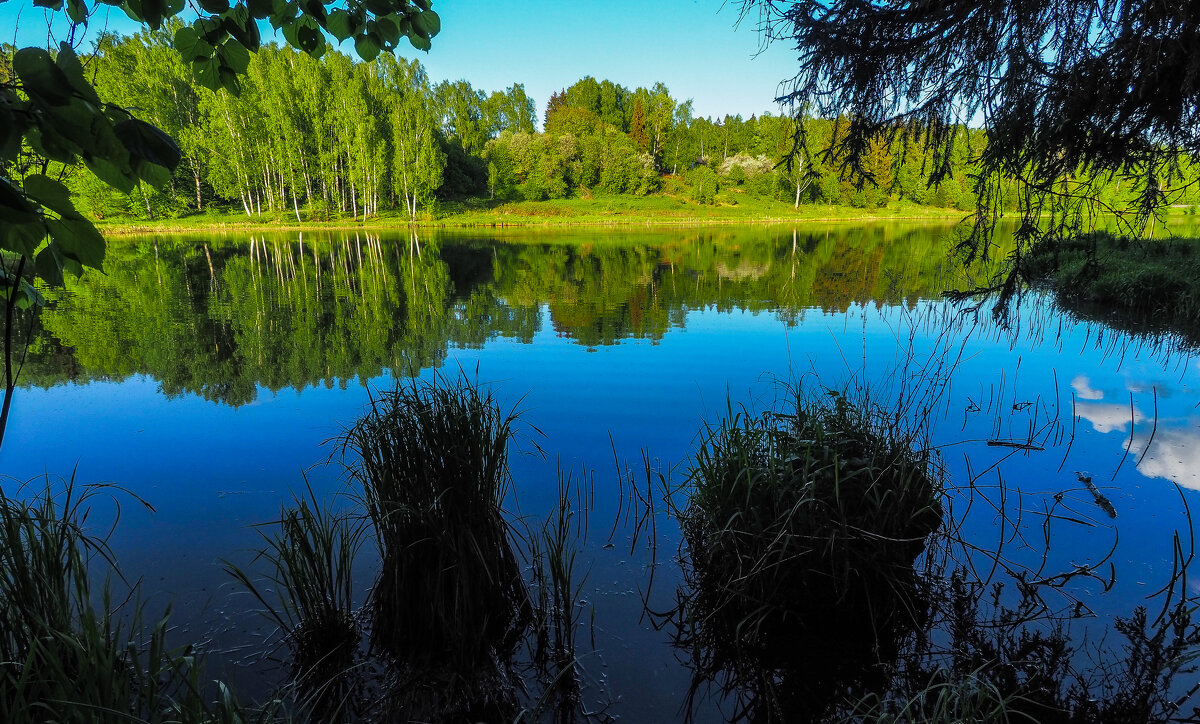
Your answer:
(4, 221), (1200, 720)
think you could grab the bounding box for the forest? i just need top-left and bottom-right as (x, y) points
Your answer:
(11, 26), (1186, 225)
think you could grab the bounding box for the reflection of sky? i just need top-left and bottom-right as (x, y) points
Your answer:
(1071, 374), (1105, 400)
(1076, 400), (1145, 433)
(1130, 425), (1200, 491)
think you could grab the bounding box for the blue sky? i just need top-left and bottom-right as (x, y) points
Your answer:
(2, 0), (800, 122)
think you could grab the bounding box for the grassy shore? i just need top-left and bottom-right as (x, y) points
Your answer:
(1022, 231), (1200, 341)
(94, 194), (971, 236)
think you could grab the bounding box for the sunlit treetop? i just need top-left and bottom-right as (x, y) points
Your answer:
(740, 0), (1200, 302)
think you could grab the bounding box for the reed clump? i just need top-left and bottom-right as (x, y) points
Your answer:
(0, 479), (270, 722)
(226, 479), (364, 720)
(339, 376), (530, 679)
(678, 389), (943, 720)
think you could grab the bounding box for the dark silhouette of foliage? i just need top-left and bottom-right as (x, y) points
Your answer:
(739, 0), (1200, 308)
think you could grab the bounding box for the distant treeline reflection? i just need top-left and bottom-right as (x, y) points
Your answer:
(25, 225), (1001, 404)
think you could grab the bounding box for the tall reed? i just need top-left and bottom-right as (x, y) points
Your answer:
(226, 476), (364, 720)
(0, 477), (268, 722)
(338, 375), (530, 673)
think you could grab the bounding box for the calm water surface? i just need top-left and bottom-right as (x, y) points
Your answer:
(4, 222), (1199, 719)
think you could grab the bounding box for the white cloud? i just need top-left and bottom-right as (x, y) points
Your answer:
(1076, 401), (1145, 434)
(1071, 375), (1105, 401)
(1130, 426), (1200, 491)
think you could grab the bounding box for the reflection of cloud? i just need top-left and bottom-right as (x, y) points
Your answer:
(1076, 401), (1145, 434)
(1130, 426), (1200, 491)
(1071, 375), (1104, 400)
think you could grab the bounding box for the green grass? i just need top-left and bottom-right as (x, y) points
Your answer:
(225, 478), (364, 721)
(336, 373), (530, 718)
(92, 193), (970, 236)
(0, 477), (276, 722)
(676, 387), (944, 721)
(1021, 231), (1200, 341)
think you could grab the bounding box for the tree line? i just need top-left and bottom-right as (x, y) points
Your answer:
(14, 29), (1198, 223)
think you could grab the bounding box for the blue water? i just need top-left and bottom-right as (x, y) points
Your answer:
(2, 225), (1198, 717)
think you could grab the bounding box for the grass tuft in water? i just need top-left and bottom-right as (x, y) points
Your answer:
(677, 387), (944, 721)
(226, 476), (364, 720)
(0, 477), (275, 722)
(338, 373), (531, 716)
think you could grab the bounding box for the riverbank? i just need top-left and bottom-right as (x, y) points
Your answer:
(93, 196), (970, 236)
(1022, 231), (1200, 342)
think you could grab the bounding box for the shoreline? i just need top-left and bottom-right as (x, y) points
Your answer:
(94, 206), (973, 237)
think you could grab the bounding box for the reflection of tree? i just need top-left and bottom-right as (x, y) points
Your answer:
(26, 225), (1006, 402)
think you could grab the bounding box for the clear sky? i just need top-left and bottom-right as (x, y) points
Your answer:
(2, 0), (800, 122)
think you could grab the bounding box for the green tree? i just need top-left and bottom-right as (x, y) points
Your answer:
(385, 56), (445, 220)
(0, 0), (440, 447)
(739, 0), (1200, 303)
(629, 97), (650, 153)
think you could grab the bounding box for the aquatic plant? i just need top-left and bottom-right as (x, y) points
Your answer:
(1020, 231), (1200, 345)
(225, 477), (364, 720)
(524, 467), (592, 721)
(0, 477), (277, 722)
(675, 388), (944, 721)
(338, 374), (530, 716)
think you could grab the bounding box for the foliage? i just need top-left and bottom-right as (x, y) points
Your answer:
(1, 1), (439, 288)
(1021, 231), (1200, 344)
(0, 477), (279, 722)
(738, 0), (1200, 306)
(225, 480), (364, 720)
(25, 226), (1002, 398)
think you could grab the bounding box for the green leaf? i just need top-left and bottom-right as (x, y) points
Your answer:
(374, 16), (399, 46)
(247, 0), (272, 18)
(192, 56), (223, 91)
(41, 97), (107, 157)
(46, 217), (105, 269)
(0, 221), (46, 259)
(222, 6), (260, 51)
(12, 281), (46, 311)
(354, 32), (380, 62)
(33, 0), (65, 9)
(216, 38), (251, 74)
(55, 43), (102, 105)
(115, 118), (182, 183)
(14, 48), (74, 106)
(25, 126), (78, 163)
(84, 155), (138, 193)
(0, 100), (28, 161)
(407, 32), (430, 51)
(296, 17), (325, 56)
(412, 8), (438, 38)
(24, 174), (83, 220)
(66, 0), (88, 23)
(35, 244), (65, 287)
(198, 0), (229, 11)
(413, 0), (431, 10)
(326, 8), (352, 41)
(0, 179), (39, 224)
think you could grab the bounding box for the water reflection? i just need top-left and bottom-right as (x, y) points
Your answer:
(25, 223), (991, 404)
